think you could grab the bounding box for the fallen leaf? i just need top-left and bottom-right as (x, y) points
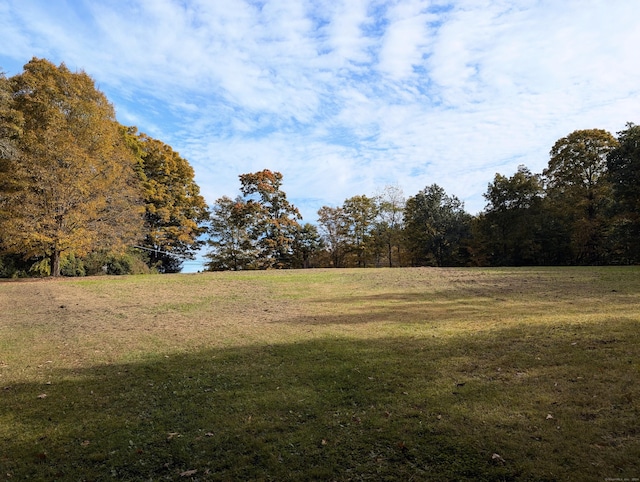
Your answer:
(37, 393), (47, 399)
(491, 453), (506, 464)
(81, 440), (90, 446)
(180, 469), (197, 477)
(546, 414), (554, 420)
(205, 432), (214, 437)
(167, 432), (180, 440)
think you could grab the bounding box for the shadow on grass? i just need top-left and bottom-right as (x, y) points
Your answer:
(2, 320), (639, 481)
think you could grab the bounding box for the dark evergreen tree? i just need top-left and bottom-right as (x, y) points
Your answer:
(607, 123), (640, 263)
(475, 166), (546, 265)
(404, 184), (471, 266)
(543, 129), (618, 264)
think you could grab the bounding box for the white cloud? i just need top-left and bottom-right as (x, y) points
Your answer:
(377, 1), (435, 80)
(321, 0), (375, 67)
(2, 0), (640, 220)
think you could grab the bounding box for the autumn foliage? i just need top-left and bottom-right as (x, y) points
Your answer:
(0, 59), (207, 276)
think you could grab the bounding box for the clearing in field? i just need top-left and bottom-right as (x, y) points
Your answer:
(1, 267), (639, 480)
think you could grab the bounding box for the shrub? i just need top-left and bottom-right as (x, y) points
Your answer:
(60, 253), (86, 277)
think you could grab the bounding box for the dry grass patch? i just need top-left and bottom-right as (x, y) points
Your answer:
(1, 267), (639, 480)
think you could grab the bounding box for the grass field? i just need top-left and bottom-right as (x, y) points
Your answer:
(1, 267), (639, 481)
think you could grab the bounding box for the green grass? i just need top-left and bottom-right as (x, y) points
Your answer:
(1, 267), (639, 480)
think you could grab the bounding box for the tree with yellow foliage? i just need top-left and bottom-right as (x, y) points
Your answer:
(127, 130), (209, 273)
(0, 58), (144, 276)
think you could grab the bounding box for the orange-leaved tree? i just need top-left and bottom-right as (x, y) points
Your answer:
(239, 169), (301, 269)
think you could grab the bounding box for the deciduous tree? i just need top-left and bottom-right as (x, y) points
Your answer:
(476, 166), (547, 265)
(0, 58), (143, 276)
(607, 123), (640, 262)
(206, 195), (257, 271)
(317, 206), (350, 268)
(374, 185), (405, 267)
(0, 71), (22, 177)
(291, 222), (323, 269)
(130, 130), (209, 272)
(343, 194), (378, 267)
(0, 70), (24, 268)
(239, 169), (301, 269)
(543, 129), (618, 264)
(404, 184), (471, 266)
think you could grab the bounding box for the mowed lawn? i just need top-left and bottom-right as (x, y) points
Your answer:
(1, 267), (639, 481)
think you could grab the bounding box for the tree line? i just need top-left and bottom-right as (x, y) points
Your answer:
(206, 129), (640, 270)
(1, 59), (639, 277)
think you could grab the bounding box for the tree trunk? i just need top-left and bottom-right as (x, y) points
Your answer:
(51, 249), (61, 277)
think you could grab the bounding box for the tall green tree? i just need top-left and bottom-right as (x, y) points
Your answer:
(404, 184), (471, 266)
(607, 123), (640, 262)
(475, 166), (547, 265)
(239, 169), (301, 269)
(543, 129), (618, 264)
(0, 58), (143, 276)
(317, 205), (350, 268)
(374, 185), (406, 267)
(206, 195), (257, 271)
(291, 222), (323, 269)
(343, 194), (378, 267)
(130, 131), (209, 273)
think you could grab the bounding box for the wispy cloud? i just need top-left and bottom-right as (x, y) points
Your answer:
(1, 0), (639, 219)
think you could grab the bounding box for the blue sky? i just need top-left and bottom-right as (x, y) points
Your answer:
(2, 0), (639, 223)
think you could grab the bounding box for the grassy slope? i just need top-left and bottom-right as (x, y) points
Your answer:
(0, 267), (639, 481)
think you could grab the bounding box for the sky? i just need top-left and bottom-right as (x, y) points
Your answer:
(2, 0), (640, 265)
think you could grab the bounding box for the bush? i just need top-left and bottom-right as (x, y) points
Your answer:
(0, 250), (154, 277)
(0, 254), (29, 278)
(83, 250), (153, 276)
(60, 253), (86, 277)
(28, 258), (51, 277)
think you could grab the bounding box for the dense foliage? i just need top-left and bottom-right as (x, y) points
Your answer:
(0, 59), (207, 276)
(206, 170), (301, 270)
(0, 59), (143, 276)
(206, 127), (639, 270)
(127, 130), (209, 273)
